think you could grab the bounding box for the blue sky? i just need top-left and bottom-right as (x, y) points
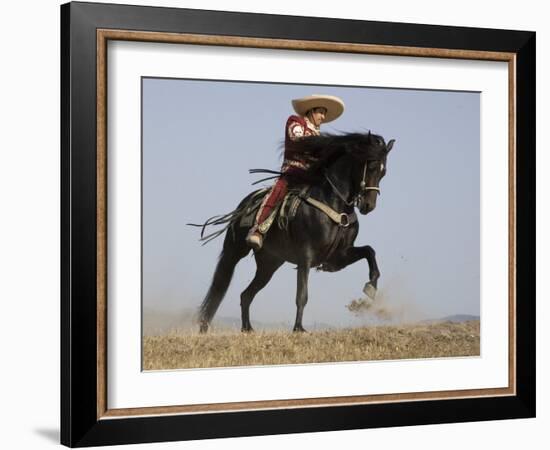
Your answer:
(142, 77), (480, 328)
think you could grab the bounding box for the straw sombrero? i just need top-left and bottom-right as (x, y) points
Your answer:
(291, 94), (345, 123)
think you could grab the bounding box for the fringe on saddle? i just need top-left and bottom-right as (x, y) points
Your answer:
(187, 187), (268, 245)
(187, 168), (287, 245)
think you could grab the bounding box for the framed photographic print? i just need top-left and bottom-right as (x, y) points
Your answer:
(61, 1), (535, 447)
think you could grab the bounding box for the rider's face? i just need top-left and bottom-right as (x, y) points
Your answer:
(308, 107), (327, 127)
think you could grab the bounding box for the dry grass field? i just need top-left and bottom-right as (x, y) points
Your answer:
(142, 320), (480, 370)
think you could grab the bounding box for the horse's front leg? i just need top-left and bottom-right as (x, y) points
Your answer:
(321, 245), (380, 298)
(293, 264), (310, 332)
(362, 246), (380, 298)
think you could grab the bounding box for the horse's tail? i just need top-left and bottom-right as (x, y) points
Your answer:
(198, 228), (248, 332)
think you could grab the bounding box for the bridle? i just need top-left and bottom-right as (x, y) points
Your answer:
(324, 159), (381, 208)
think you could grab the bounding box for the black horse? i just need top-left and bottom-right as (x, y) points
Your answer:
(193, 131), (394, 333)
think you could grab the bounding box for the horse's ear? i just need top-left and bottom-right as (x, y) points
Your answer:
(386, 139), (395, 153)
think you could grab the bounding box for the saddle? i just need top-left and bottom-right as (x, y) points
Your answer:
(240, 184), (357, 234)
(239, 186), (310, 231)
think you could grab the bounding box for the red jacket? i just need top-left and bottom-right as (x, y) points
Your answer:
(282, 115), (320, 174)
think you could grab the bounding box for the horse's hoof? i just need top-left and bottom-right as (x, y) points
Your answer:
(241, 326), (254, 333)
(363, 282), (377, 300)
(293, 326), (307, 333)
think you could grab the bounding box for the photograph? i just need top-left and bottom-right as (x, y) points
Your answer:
(141, 78), (481, 370)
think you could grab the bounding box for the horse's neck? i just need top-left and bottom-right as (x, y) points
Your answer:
(312, 157), (355, 212)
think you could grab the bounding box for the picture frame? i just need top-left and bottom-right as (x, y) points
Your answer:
(60, 1), (535, 447)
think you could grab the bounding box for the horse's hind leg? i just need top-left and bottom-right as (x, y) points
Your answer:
(240, 253), (283, 332)
(293, 264), (310, 332)
(199, 226), (250, 334)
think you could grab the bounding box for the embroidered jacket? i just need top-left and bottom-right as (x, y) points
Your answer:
(282, 115), (320, 173)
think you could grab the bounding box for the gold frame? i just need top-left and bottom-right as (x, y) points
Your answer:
(96, 29), (517, 420)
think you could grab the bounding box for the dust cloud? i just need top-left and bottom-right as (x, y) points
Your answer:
(346, 279), (427, 326)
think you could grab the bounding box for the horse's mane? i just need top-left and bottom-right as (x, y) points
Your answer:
(284, 132), (386, 179)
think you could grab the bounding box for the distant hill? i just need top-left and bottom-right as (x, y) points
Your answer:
(423, 314), (480, 324)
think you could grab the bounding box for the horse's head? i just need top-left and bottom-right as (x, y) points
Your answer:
(292, 131), (395, 214)
(347, 132), (395, 215)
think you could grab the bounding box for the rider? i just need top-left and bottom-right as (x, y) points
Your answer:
(246, 94), (345, 250)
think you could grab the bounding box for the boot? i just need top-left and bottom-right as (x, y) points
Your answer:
(246, 226), (263, 250)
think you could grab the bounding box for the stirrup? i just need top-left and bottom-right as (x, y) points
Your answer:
(246, 230), (263, 250)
